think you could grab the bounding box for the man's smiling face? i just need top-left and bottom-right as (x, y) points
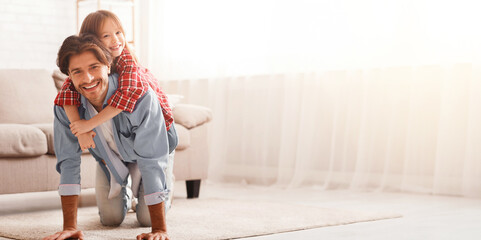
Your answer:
(68, 50), (109, 105)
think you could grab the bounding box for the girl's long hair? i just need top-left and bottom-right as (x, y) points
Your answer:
(79, 10), (139, 64)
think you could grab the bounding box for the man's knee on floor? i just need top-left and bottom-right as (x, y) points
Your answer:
(136, 209), (151, 227)
(99, 210), (125, 226)
(137, 215), (151, 227)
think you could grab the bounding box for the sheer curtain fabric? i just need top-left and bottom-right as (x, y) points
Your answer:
(137, 0), (481, 198)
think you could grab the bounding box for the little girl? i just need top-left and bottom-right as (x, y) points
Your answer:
(54, 10), (174, 150)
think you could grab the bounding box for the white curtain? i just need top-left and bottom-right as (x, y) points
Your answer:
(137, 0), (481, 198)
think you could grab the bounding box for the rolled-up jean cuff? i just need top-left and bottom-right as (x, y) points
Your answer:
(144, 190), (170, 206)
(58, 184), (81, 196)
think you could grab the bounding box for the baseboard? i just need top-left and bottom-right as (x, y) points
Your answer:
(0, 188), (96, 216)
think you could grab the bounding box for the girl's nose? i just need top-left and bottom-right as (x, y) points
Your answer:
(112, 34), (119, 43)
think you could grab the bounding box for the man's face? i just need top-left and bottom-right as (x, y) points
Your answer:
(68, 51), (109, 104)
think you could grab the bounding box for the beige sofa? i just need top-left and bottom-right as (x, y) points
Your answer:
(0, 69), (211, 200)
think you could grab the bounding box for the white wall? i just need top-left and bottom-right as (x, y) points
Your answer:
(0, 0), (76, 71)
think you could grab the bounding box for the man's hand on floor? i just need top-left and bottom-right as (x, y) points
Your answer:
(136, 231), (169, 240)
(42, 229), (84, 240)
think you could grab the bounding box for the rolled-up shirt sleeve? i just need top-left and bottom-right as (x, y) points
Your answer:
(130, 91), (170, 205)
(53, 106), (83, 196)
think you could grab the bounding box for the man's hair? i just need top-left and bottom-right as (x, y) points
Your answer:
(56, 34), (113, 75)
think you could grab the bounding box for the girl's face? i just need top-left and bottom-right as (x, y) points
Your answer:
(99, 19), (125, 57)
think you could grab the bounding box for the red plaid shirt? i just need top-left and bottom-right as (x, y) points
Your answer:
(54, 48), (174, 130)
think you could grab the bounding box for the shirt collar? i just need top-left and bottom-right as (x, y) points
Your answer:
(80, 73), (119, 109)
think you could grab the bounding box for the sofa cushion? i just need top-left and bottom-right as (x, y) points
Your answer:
(30, 123), (55, 155)
(175, 124), (190, 150)
(0, 69), (58, 124)
(173, 104), (212, 129)
(0, 124), (48, 157)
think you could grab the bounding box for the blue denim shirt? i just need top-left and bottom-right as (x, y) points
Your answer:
(54, 73), (177, 205)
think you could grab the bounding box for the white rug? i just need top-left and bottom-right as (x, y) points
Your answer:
(0, 198), (401, 240)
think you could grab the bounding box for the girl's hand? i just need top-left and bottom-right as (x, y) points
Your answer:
(70, 119), (93, 136)
(77, 131), (96, 150)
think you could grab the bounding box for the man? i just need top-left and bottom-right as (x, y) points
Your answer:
(43, 34), (177, 240)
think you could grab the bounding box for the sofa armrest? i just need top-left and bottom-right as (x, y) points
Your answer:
(173, 104), (212, 129)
